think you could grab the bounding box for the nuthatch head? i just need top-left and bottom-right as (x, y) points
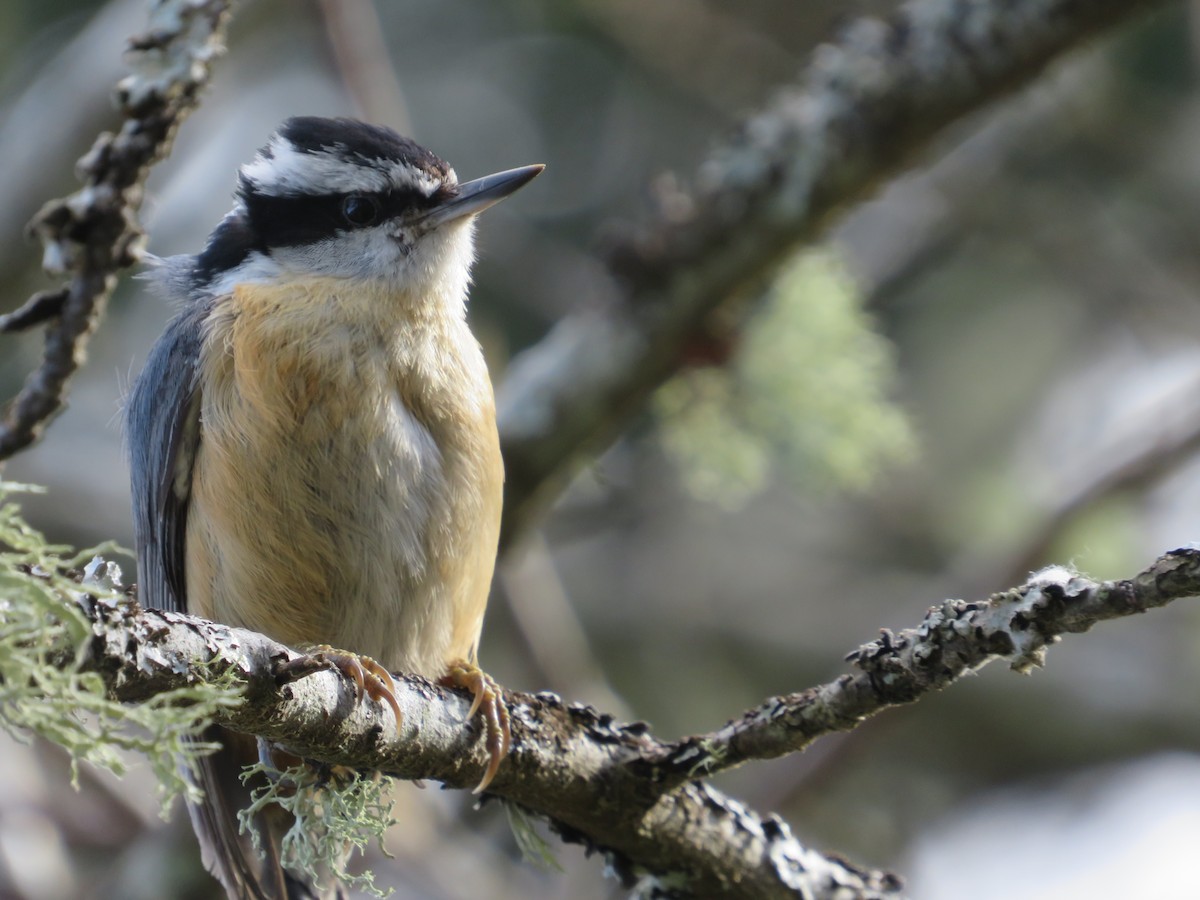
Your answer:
(185, 116), (541, 299)
(125, 116), (542, 899)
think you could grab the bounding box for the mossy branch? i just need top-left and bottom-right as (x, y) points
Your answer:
(5, 477), (1198, 897)
(0, 483), (242, 811)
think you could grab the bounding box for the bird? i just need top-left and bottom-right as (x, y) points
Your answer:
(124, 116), (543, 899)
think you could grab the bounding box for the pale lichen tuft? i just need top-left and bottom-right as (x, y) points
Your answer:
(0, 482), (242, 814)
(238, 760), (398, 897)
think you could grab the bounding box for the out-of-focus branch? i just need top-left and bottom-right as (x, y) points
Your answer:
(0, 0), (150, 276)
(496, 0), (1173, 547)
(70, 548), (1200, 897)
(315, 0), (411, 130)
(998, 392), (1200, 587)
(0, 0), (232, 462)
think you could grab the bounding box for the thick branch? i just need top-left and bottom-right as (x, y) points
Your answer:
(74, 548), (1200, 897)
(84, 598), (902, 900)
(496, 0), (1174, 545)
(0, 0), (231, 462)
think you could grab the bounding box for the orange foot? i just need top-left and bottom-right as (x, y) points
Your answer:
(440, 661), (510, 793)
(279, 646), (402, 726)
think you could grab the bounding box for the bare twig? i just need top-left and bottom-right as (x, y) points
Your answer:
(496, 0), (1174, 546)
(70, 548), (1200, 898)
(0, 289), (68, 334)
(0, 0), (232, 462)
(659, 550), (1200, 782)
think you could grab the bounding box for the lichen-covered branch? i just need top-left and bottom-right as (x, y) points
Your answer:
(496, 0), (1174, 545)
(0, 0), (231, 462)
(656, 550), (1200, 783)
(81, 596), (903, 900)
(69, 548), (1200, 898)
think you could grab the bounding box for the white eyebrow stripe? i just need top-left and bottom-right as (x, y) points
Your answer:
(241, 139), (389, 195)
(385, 161), (446, 196)
(241, 136), (447, 198)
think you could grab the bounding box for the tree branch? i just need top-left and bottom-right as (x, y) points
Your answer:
(496, 0), (1175, 546)
(661, 550), (1200, 781)
(0, 0), (231, 462)
(0, 0), (1187, 894)
(84, 595), (904, 900)
(73, 548), (1200, 898)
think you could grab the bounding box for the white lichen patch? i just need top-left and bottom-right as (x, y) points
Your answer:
(238, 760), (397, 898)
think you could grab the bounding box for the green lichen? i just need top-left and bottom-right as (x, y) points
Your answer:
(238, 760), (398, 897)
(0, 481), (243, 813)
(506, 801), (564, 873)
(655, 249), (916, 507)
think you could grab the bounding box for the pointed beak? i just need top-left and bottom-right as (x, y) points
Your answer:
(421, 164), (545, 229)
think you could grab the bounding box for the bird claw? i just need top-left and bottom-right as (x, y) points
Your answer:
(279, 650), (508, 792)
(282, 646), (402, 726)
(440, 662), (510, 793)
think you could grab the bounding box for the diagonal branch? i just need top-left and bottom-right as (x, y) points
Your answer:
(0, 0), (231, 462)
(72, 548), (1200, 898)
(496, 0), (1175, 546)
(657, 550), (1200, 783)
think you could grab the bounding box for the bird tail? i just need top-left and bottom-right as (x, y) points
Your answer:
(185, 727), (346, 900)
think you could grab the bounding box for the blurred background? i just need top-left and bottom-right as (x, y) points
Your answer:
(3, 0), (1200, 897)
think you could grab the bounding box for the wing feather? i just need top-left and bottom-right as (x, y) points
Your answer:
(125, 290), (340, 899)
(125, 300), (207, 613)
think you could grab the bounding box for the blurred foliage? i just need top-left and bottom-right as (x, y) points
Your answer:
(654, 250), (915, 507)
(1046, 495), (1142, 581)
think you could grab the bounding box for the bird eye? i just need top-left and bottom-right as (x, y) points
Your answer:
(341, 193), (381, 227)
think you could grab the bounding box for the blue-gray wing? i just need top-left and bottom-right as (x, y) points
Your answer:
(126, 276), (330, 898)
(125, 300), (208, 614)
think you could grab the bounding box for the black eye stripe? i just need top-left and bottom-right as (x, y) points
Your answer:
(243, 188), (439, 248)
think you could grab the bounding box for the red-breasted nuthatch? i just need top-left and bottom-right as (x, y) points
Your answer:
(125, 116), (542, 899)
